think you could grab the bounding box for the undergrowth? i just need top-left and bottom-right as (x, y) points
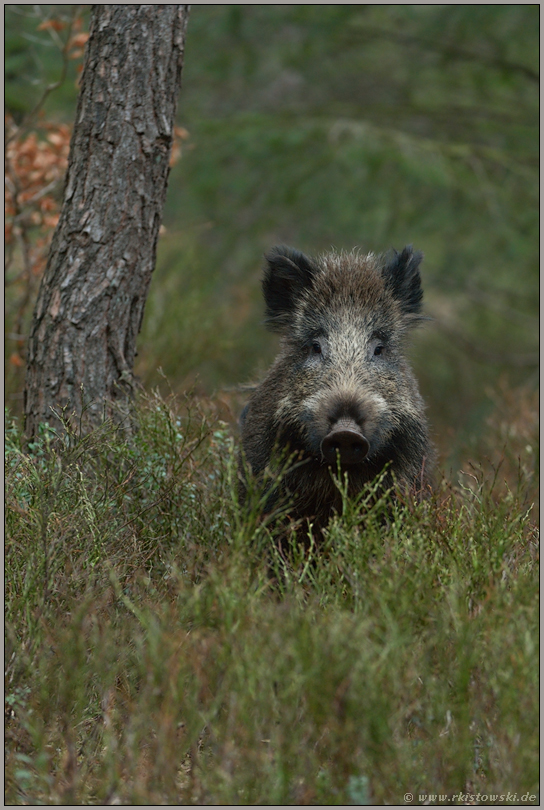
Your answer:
(4, 390), (539, 805)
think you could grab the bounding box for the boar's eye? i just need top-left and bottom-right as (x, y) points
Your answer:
(303, 336), (327, 359)
(370, 338), (388, 359)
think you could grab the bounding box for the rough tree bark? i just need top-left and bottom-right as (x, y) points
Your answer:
(24, 4), (190, 438)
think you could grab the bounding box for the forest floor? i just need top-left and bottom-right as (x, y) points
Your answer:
(5, 390), (539, 806)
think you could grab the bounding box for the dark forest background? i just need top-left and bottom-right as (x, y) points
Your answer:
(5, 4), (539, 471)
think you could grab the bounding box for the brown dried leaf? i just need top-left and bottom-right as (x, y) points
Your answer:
(37, 19), (66, 32)
(69, 32), (89, 49)
(9, 353), (24, 368)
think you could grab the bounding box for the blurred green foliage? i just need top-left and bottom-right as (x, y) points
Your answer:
(4, 4), (539, 469)
(5, 5), (87, 116)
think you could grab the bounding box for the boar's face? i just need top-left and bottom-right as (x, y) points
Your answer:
(262, 245), (427, 474)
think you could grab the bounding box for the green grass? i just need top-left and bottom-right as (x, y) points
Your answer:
(4, 392), (539, 805)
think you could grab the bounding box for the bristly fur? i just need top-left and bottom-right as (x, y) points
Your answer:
(263, 245), (318, 331)
(382, 245), (425, 318)
(241, 244), (434, 533)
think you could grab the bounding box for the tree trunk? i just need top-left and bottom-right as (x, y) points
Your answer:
(24, 4), (190, 439)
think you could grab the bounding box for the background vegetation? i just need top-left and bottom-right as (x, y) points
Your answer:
(5, 4), (539, 468)
(5, 4), (539, 805)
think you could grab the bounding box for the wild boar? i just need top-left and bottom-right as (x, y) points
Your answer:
(240, 244), (433, 530)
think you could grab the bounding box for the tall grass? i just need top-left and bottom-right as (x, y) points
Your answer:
(4, 390), (539, 805)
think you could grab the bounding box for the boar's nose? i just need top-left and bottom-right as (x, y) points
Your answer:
(320, 418), (370, 466)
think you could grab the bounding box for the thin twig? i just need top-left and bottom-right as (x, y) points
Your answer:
(5, 6), (85, 147)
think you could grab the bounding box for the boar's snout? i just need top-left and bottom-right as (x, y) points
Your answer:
(320, 417), (370, 466)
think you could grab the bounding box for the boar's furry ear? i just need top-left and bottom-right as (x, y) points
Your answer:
(263, 246), (317, 331)
(382, 245), (424, 316)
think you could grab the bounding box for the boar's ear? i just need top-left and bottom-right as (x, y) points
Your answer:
(263, 246), (317, 331)
(382, 245), (424, 317)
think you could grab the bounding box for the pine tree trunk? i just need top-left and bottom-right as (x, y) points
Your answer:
(24, 4), (190, 439)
